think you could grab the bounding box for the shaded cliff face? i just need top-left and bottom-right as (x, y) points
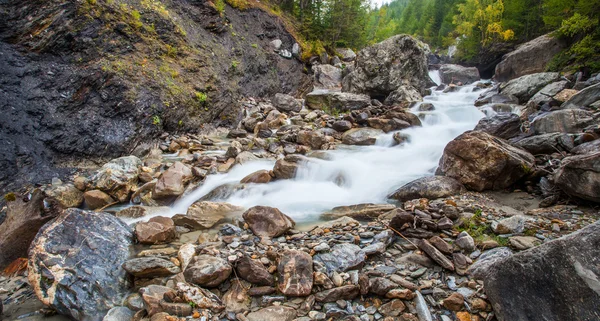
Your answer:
(0, 0), (309, 193)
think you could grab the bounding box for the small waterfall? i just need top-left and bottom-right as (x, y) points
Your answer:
(137, 83), (486, 224)
(429, 70), (442, 86)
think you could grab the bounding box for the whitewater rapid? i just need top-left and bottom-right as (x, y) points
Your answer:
(153, 72), (487, 223)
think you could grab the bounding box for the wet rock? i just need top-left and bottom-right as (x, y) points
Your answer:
(439, 64), (480, 85)
(28, 209), (133, 320)
(0, 190), (59, 267)
(467, 247), (513, 279)
(278, 250), (313, 296)
(273, 155), (310, 179)
(474, 113), (522, 140)
(437, 131), (535, 191)
(297, 130), (326, 149)
(305, 91), (371, 112)
(315, 285), (360, 302)
(91, 156), (142, 202)
(383, 85), (423, 105)
(237, 256), (275, 286)
(313, 65), (343, 89)
(241, 170), (273, 184)
(103, 306), (135, 321)
(342, 35), (431, 98)
(153, 162), (192, 198)
(173, 201), (243, 230)
(415, 239), (454, 271)
(554, 152), (600, 202)
(184, 255), (232, 287)
(511, 133), (574, 154)
(246, 306), (297, 321)
(499, 72), (561, 104)
(273, 93), (302, 113)
(44, 182), (83, 208)
(123, 257), (181, 278)
(388, 176), (465, 201)
(322, 203), (395, 220)
(83, 190), (114, 210)
(367, 117), (411, 132)
(484, 222), (600, 321)
(561, 82), (600, 109)
(243, 206), (295, 237)
(494, 33), (564, 82)
(135, 216), (177, 244)
(531, 109), (595, 134)
(313, 243), (366, 274)
(342, 128), (384, 145)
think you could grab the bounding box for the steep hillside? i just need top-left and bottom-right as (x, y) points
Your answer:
(0, 0), (310, 193)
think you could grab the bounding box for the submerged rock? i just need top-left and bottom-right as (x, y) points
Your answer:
(437, 131), (535, 191)
(28, 209), (133, 321)
(484, 222), (600, 321)
(388, 176), (465, 201)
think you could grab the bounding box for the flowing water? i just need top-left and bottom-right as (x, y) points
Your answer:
(140, 71), (486, 224)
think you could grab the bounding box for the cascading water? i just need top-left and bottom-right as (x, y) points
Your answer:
(146, 72), (486, 224)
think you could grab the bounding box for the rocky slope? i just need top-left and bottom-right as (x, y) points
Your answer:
(0, 0), (310, 194)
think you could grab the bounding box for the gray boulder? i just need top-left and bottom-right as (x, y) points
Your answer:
(561, 82), (600, 109)
(511, 133), (574, 155)
(526, 80), (569, 107)
(28, 209), (133, 321)
(531, 109), (595, 134)
(313, 243), (366, 275)
(554, 152), (600, 202)
(388, 176), (466, 201)
(383, 85), (423, 105)
(467, 247), (513, 279)
(439, 64), (480, 85)
(273, 93), (302, 113)
(494, 34), (565, 82)
(342, 35), (431, 98)
(305, 90), (370, 112)
(90, 156), (142, 202)
(474, 113), (522, 140)
(499, 72), (561, 104)
(336, 48), (356, 62)
(572, 139), (600, 155)
(484, 221), (600, 321)
(341, 128), (384, 145)
(313, 65), (343, 90)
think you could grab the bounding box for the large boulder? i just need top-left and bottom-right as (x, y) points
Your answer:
(439, 64), (480, 85)
(388, 176), (466, 201)
(526, 80), (569, 108)
(305, 90), (370, 111)
(341, 128), (384, 145)
(437, 131), (535, 191)
(383, 85), (423, 105)
(312, 65), (343, 89)
(561, 83), (600, 109)
(28, 209), (133, 321)
(511, 133), (574, 155)
(273, 155), (311, 179)
(474, 113), (522, 140)
(152, 162), (193, 199)
(242, 206), (295, 238)
(499, 72), (561, 104)
(484, 221), (600, 321)
(494, 34), (565, 82)
(90, 156), (142, 202)
(278, 250), (313, 296)
(342, 35), (431, 98)
(0, 190), (60, 268)
(554, 152), (600, 202)
(336, 48), (356, 62)
(273, 93), (302, 113)
(531, 109), (595, 134)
